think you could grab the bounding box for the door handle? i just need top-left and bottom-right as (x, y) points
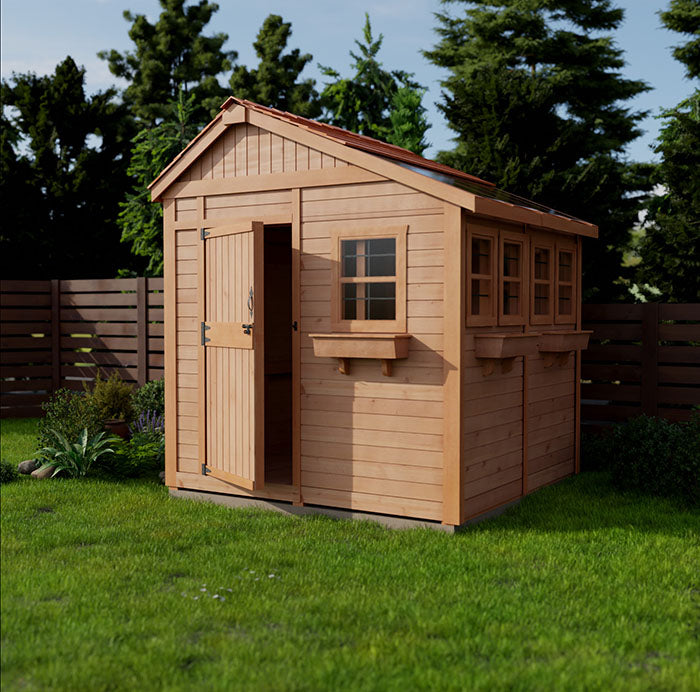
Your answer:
(242, 323), (253, 335)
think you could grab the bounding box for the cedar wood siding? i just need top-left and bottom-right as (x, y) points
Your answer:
(166, 122), (445, 520)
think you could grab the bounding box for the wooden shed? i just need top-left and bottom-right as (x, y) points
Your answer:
(150, 97), (597, 529)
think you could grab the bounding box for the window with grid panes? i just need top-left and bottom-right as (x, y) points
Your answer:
(531, 243), (553, 324)
(466, 227), (497, 326)
(556, 246), (575, 322)
(499, 233), (526, 325)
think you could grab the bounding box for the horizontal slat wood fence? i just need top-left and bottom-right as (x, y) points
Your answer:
(582, 303), (700, 432)
(1, 278), (164, 418)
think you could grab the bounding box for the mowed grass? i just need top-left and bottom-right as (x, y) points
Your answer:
(1, 418), (41, 464)
(1, 420), (699, 691)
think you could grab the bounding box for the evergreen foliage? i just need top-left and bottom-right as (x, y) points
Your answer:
(425, 0), (652, 300)
(635, 3), (700, 302)
(118, 91), (200, 276)
(1, 57), (136, 279)
(98, 0), (234, 125)
(320, 14), (430, 153)
(229, 15), (321, 118)
(386, 87), (431, 156)
(661, 0), (700, 79)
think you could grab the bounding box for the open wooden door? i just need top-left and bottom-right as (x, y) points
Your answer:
(199, 221), (264, 491)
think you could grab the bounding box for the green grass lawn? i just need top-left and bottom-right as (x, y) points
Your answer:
(1, 418), (41, 464)
(1, 419), (699, 691)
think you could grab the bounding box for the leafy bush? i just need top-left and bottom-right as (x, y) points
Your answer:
(37, 389), (103, 454)
(132, 379), (165, 418)
(608, 414), (700, 506)
(1, 459), (19, 484)
(97, 430), (165, 479)
(85, 371), (134, 422)
(37, 428), (119, 478)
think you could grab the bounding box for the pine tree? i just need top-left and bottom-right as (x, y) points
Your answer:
(229, 14), (321, 118)
(425, 0), (652, 300)
(99, 0), (234, 125)
(661, 0), (700, 79)
(635, 2), (700, 301)
(386, 87), (431, 155)
(118, 90), (201, 276)
(320, 14), (429, 152)
(0, 57), (136, 279)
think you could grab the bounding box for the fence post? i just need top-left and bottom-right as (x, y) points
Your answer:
(137, 276), (148, 386)
(641, 302), (659, 417)
(51, 279), (60, 393)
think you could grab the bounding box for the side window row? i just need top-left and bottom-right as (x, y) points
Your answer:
(467, 226), (576, 327)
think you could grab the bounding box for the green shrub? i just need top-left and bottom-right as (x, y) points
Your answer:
(97, 430), (164, 479)
(37, 389), (102, 454)
(85, 371), (134, 422)
(609, 414), (700, 506)
(132, 379), (165, 418)
(1, 459), (19, 484)
(37, 428), (119, 478)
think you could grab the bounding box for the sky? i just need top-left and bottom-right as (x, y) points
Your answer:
(1, 0), (694, 162)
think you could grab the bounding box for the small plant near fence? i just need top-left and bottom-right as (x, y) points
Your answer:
(37, 389), (103, 453)
(85, 371), (135, 423)
(131, 379), (165, 418)
(37, 429), (118, 478)
(1, 459), (19, 484)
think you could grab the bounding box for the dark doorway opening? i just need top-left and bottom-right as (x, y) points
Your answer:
(263, 225), (293, 485)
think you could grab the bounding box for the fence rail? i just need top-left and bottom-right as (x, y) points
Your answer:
(581, 303), (700, 432)
(1, 278), (164, 418)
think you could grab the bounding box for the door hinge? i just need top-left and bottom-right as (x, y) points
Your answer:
(292, 321), (298, 331)
(200, 227), (210, 240)
(200, 322), (211, 345)
(242, 323), (253, 335)
(201, 463), (210, 475)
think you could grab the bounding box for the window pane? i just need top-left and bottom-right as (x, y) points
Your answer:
(341, 240), (357, 277)
(558, 285), (572, 315)
(559, 251), (573, 283)
(534, 283), (549, 315)
(471, 278), (490, 316)
(342, 283), (357, 319)
(367, 282), (395, 320)
(503, 243), (520, 278)
(472, 237), (491, 275)
(503, 280), (520, 315)
(366, 238), (396, 277)
(534, 247), (550, 280)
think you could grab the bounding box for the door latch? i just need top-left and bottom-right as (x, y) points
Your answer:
(200, 322), (211, 345)
(292, 321), (298, 331)
(242, 323), (253, 335)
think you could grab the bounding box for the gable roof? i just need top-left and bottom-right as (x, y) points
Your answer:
(149, 97), (598, 238)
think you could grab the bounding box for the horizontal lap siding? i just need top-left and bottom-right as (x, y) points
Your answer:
(462, 329), (524, 519)
(176, 229), (199, 474)
(300, 182), (445, 521)
(527, 354), (576, 491)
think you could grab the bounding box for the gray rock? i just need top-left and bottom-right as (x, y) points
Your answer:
(31, 465), (56, 480)
(18, 459), (40, 474)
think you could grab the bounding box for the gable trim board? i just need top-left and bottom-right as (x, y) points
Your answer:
(149, 99), (598, 239)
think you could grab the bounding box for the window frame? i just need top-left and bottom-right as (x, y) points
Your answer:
(554, 240), (576, 324)
(530, 234), (555, 325)
(498, 231), (528, 326)
(466, 225), (498, 327)
(330, 225), (407, 333)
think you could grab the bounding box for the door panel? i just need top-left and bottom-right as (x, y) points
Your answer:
(200, 221), (264, 490)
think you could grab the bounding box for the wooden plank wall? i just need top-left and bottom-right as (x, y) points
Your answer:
(299, 181), (445, 521)
(177, 124), (345, 182)
(462, 327), (524, 519)
(582, 303), (700, 430)
(1, 278), (164, 418)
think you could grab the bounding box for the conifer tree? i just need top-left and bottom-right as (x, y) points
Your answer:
(229, 15), (321, 118)
(425, 0), (651, 300)
(99, 0), (234, 125)
(635, 1), (700, 301)
(320, 14), (430, 153)
(1, 57), (135, 278)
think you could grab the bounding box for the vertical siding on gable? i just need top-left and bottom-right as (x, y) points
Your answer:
(299, 181), (445, 522)
(177, 124), (339, 182)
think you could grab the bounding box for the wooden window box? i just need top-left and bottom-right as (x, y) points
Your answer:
(309, 333), (411, 376)
(537, 330), (591, 367)
(474, 333), (540, 375)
